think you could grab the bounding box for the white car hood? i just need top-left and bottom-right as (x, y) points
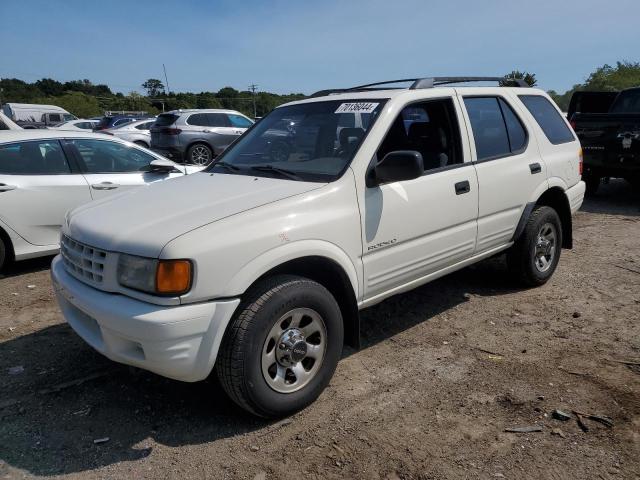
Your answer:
(67, 172), (323, 257)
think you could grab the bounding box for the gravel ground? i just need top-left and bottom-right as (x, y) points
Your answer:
(0, 179), (639, 480)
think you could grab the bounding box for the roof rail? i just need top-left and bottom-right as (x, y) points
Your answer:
(310, 76), (530, 97)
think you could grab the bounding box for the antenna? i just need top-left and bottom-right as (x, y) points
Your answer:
(162, 64), (171, 95)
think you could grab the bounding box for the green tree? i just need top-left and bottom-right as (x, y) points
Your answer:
(583, 61), (640, 91)
(35, 92), (101, 118)
(501, 70), (537, 87)
(141, 78), (165, 97)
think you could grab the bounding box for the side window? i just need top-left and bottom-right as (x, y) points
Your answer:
(498, 98), (527, 153)
(518, 95), (575, 145)
(208, 113), (230, 127)
(187, 113), (209, 126)
(48, 113), (62, 123)
(135, 121), (153, 130)
(227, 114), (253, 128)
(70, 139), (156, 173)
(463, 97), (511, 161)
(376, 98), (463, 172)
(0, 140), (70, 174)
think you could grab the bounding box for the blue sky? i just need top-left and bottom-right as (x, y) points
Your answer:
(1, 0), (639, 95)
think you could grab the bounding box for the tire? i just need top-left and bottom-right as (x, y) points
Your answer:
(216, 275), (343, 418)
(584, 173), (600, 195)
(507, 206), (563, 287)
(626, 176), (640, 192)
(0, 235), (6, 271)
(187, 143), (213, 166)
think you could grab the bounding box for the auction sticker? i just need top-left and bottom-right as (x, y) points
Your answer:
(335, 102), (379, 114)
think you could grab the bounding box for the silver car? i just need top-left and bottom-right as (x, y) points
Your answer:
(150, 109), (253, 165)
(102, 118), (156, 148)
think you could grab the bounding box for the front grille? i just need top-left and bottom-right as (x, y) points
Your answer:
(60, 235), (108, 284)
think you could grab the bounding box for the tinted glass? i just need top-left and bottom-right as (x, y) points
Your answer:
(519, 95), (575, 144)
(208, 113), (229, 127)
(187, 113), (209, 126)
(464, 97), (510, 160)
(377, 98), (462, 171)
(48, 113), (62, 123)
(154, 114), (178, 127)
(227, 114), (253, 128)
(609, 89), (640, 113)
(135, 121), (154, 130)
(0, 140), (70, 174)
(71, 139), (155, 173)
(207, 100), (386, 182)
(498, 98), (527, 152)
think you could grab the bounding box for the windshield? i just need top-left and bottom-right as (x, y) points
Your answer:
(610, 89), (640, 114)
(206, 99), (386, 182)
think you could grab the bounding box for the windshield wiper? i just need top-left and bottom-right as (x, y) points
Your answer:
(212, 160), (241, 172)
(248, 164), (303, 181)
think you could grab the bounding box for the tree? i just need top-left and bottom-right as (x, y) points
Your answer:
(583, 61), (640, 91)
(501, 70), (537, 87)
(141, 78), (165, 97)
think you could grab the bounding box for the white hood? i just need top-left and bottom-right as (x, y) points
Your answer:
(67, 172), (322, 257)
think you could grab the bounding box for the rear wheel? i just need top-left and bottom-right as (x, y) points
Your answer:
(216, 275), (343, 418)
(507, 206), (562, 287)
(187, 143), (213, 165)
(0, 235), (8, 271)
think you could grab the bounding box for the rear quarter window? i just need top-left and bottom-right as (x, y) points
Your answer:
(519, 95), (575, 145)
(154, 114), (179, 127)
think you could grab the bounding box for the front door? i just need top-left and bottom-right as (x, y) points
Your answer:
(362, 97), (479, 301)
(0, 139), (91, 246)
(64, 138), (184, 200)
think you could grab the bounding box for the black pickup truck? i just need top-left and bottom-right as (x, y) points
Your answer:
(569, 87), (640, 194)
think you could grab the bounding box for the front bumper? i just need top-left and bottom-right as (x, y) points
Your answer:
(51, 255), (240, 382)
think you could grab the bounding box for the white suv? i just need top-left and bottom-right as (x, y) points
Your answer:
(51, 77), (586, 417)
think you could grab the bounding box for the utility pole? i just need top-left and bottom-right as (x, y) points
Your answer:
(163, 64), (171, 95)
(248, 83), (258, 119)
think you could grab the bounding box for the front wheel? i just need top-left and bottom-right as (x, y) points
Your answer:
(187, 143), (213, 165)
(216, 275), (343, 418)
(507, 206), (562, 287)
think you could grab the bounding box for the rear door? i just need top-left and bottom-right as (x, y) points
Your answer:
(0, 139), (91, 246)
(65, 138), (185, 200)
(459, 91), (546, 253)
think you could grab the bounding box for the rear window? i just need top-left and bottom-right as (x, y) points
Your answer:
(609, 89), (640, 114)
(519, 95), (575, 145)
(187, 113), (209, 126)
(155, 114), (179, 127)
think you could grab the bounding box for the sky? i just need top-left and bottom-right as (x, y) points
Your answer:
(1, 0), (639, 95)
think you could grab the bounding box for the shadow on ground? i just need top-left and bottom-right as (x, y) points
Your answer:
(580, 178), (640, 216)
(0, 255), (55, 279)
(0, 255), (520, 476)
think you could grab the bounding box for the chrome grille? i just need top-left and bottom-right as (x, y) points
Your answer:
(60, 235), (107, 284)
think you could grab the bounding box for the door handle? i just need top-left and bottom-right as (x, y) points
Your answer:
(529, 162), (542, 174)
(0, 184), (17, 192)
(454, 180), (471, 195)
(91, 182), (120, 190)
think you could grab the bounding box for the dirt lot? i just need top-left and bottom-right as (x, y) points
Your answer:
(1, 179), (639, 480)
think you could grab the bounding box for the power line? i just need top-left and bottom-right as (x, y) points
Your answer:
(248, 83), (258, 118)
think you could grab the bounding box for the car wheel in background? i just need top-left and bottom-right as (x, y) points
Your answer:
(507, 206), (562, 287)
(216, 275), (344, 418)
(187, 143), (213, 165)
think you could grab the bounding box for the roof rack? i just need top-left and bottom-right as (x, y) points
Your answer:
(310, 76), (530, 97)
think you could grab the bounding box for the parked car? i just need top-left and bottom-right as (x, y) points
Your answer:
(101, 118), (155, 147)
(0, 130), (203, 270)
(0, 111), (22, 130)
(94, 115), (147, 132)
(150, 109), (253, 165)
(569, 87), (640, 194)
(52, 77), (585, 418)
(2, 103), (77, 128)
(50, 119), (100, 131)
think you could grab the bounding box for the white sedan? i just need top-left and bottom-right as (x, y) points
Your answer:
(50, 119), (100, 131)
(0, 130), (203, 269)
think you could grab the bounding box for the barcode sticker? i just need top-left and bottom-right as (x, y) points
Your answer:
(335, 102), (379, 114)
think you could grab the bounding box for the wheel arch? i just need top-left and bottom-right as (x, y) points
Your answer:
(232, 253), (361, 349)
(515, 187), (573, 249)
(0, 223), (15, 266)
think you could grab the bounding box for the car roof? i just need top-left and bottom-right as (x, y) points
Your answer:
(282, 86), (546, 107)
(0, 130), (126, 144)
(165, 109), (239, 114)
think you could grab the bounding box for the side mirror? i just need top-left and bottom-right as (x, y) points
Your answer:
(149, 158), (179, 173)
(368, 150), (424, 187)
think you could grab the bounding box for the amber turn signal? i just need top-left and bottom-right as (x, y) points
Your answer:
(156, 260), (192, 295)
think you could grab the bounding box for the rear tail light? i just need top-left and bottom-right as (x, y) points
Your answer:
(578, 148), (583, 176)
(161, 128), (182, 135)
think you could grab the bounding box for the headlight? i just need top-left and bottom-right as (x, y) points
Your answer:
(117, 255), (192, 296)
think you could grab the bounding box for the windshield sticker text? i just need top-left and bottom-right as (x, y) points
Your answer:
(335, 102), (379, 114)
